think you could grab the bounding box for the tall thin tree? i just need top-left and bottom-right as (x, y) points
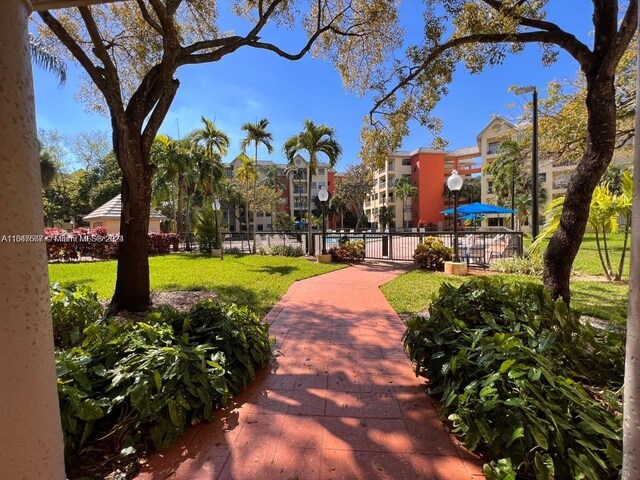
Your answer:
(284, 120), (342, 254)
(240, 119), (274, 253)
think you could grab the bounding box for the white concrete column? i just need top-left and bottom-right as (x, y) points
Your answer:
(0, 1), (66, 478)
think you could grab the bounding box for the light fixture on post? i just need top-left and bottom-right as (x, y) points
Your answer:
(318, 186), (329, 256)
(212, 199), (223, 259)
(447, 170), (464, 262)
(514, 85), (539, 239)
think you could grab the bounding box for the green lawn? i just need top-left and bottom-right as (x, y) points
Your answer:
(49, 254), (344, 315)
(528, 232), (631, 279)
(381, 270), (628, 325)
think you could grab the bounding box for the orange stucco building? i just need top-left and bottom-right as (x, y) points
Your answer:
(366, 147), (481, 229)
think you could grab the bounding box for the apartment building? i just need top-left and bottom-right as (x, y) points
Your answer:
(223, 154), (338, 231)
(477, 115), (631, 230)
(365, 147), (481, 229)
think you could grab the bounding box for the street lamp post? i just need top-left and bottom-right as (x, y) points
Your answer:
(514, 85), (539, 238)
(447, 170), (464, 262)
(318, 186), (329, 255)
(212, 199), (223, 259)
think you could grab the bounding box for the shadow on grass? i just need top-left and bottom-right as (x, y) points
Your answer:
(250, 265), (299, 276)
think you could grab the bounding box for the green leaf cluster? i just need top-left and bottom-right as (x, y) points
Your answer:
(412, 236), (452, 271)
(329, 240), (365, 262)
(56, 292), (271, 467)
(403, 277), (624, 479)
(51, 284), (104, 349)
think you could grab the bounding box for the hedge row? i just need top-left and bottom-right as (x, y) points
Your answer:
(45, 227), (181, 261)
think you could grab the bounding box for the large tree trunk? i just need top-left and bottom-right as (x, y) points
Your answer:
(543, 75), (617, 302)
(110, 140), (153, 312)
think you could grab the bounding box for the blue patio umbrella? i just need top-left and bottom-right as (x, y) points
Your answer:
(459, 214), (485, 221)
(441, 202), (515, 215)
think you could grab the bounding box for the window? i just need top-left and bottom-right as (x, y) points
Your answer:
(318, 168), (325, 175)
(538, 172), (547, 183)
(487, 142), (500, 155)
(402, 158), (411, 166)
(311, 182), (317, 189)
(318, 182), (326, 189)
(487, 181), (494, 194)
(257, 224), (264, 231)
(488, 217), (504, 227)
(388, 161), (395, 171)
(257, 212), (264, 217)
(225, 167), (233, 178)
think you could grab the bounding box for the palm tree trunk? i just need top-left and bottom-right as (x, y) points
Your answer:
(616, 215), (630, 281)
(594, 228), (612, 281)
(307, 166), (312, 254)
(253, 142), (258, 254)
(602, 222), (614, 277)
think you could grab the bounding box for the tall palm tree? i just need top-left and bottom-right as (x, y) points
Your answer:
(191, 117), (229, 244)
(240, 119), (274, 253)
(234, 153), (257, 252)
(395, 177), (418, 231)
(284, 119), (342, 254)
(329, 190), (349, 229)
(151, 135), (187, 232)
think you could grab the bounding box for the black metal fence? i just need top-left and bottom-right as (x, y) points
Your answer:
(311, 230), (524, 266)
(179, 229), (523, 267)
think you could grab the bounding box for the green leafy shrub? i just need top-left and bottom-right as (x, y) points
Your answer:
(403, 277), (624, 479)
(258, 244), (304, 257)
(175, 300), (272, 391)
(412, 236), (452, 270)
(490, 255), (543, 276)
(194, 206), (221, 252)
(51, 284), (104, 349)
(56, 294), (271, 471)
(329, 240), (365, 262)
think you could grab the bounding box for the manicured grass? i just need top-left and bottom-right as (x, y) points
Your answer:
(49, 254), (344, 315)
(381, 269), (628, 325)
(528, 232), (631, 279)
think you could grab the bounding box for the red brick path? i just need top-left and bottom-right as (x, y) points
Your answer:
(137, 263), (483, 479)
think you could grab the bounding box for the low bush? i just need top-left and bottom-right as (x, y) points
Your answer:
(46, 227), (120, 261)
(259, 244), (304, 257)
(45, 228), (180, 261)
(413, 236), (452, 270)
(55, 289), (271, 474)
(51, 284), (104, 349)
(148, 232), (181, 254)
(329, 240), (365, 262)
(403, 277), (624, 480)
(490, 255), (544, 276)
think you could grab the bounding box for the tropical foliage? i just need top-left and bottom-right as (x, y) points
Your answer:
(412, 236), (452, 271)
(329, 240), (365, 262)
(240, 118), (274, 253)
(332, 164), (374, 228)
(54, 286), (271, 475)
(284, 119), (342, 252)
(394, 176), (418, 229)
(533, 169), (633, 281)
(404, 277), (624, 479)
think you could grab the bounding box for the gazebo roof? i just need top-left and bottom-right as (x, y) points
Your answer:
(83, 194), (166, 220)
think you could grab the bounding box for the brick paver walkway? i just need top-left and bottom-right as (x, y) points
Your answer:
(137, 263), (482, 479)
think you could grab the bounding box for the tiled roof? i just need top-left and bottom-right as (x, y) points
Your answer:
(83, 194), (166, 220)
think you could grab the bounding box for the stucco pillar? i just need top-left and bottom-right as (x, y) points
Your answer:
(0, 1), (66, 478)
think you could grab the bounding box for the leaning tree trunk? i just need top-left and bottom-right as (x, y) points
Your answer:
(543, 75), (617, 303)
(110, 146), (153, 312)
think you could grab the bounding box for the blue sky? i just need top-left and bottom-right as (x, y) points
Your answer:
(33, 1), (595, 171)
